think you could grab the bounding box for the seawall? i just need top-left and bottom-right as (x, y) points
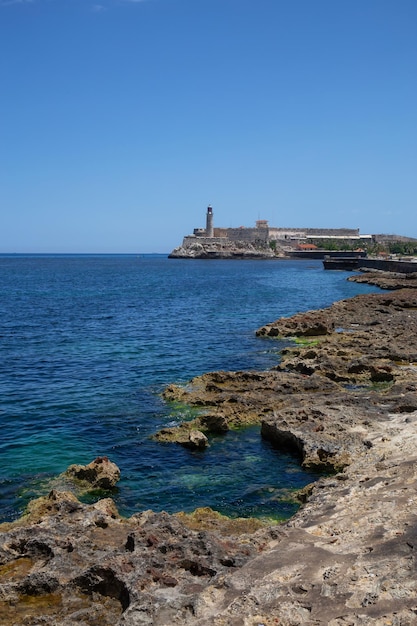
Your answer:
(324, 257), (417, 273)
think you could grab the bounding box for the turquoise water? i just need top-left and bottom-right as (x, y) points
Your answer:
(0, 255), (379, 522)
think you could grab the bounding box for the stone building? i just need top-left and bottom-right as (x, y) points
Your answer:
(190, 206), (363, 245)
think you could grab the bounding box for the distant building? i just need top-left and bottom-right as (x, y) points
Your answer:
(190, 206), (367, 244)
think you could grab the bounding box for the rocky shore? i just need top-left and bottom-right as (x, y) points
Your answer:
(2, 272), (417, 625)
(168, 239), (280, 259)
(348, 267), (417, 290)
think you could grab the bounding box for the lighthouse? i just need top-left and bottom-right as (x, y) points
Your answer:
(206, 205), (214, 238)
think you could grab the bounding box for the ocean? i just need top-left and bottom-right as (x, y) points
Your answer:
(0, 255), (379, 523)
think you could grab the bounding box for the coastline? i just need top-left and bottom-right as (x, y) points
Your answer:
(1, 271), (417, 625)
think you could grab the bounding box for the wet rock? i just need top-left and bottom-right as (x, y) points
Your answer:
(65, 456), (121, 490)
(184, 429), (209, 449)
(199, 413), (229, 433)
(174, 507), (265, 536)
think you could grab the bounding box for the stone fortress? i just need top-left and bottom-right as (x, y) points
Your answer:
(169, 205), (372, 259)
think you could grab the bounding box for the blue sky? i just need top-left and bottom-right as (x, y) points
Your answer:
(1, 0), (416, 253)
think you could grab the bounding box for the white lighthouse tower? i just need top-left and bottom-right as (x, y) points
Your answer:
(206, 205), (214, 238)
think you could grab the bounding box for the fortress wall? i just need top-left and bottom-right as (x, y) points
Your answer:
(225, 228), (269, 243)
(269, 228), (307, 240)
(306, 228), (360, 237)
(186, 224), (364, 247)
(235, 227), (361, 241)
(182, 235), (226, 247)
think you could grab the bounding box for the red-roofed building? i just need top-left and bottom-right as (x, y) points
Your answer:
(297, 243), (318, 250)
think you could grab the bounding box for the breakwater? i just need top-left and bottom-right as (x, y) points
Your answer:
(324, 256), (417, 273)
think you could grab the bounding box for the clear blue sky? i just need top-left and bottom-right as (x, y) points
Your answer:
(1, 0), (416, 253)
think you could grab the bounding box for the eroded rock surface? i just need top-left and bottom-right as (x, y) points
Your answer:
(348, 268), (417, 290)
(2, 288), (417, 625)
(65, 456), (121, 490)
(0, 492), (263, 626)
(168, 240), (279, 259)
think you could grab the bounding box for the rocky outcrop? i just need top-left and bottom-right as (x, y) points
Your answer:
(2, 289), (417, 624)
(257, 309), (335, 337)
(0, 491), (264, 626)
(157, 291), (417, 465)
(65, 456), (121, 490)
(168, 239), (281, 259)
(154, 426), (210, 449)
(257, 290), (417, 383)
(348, 268), (417, 290)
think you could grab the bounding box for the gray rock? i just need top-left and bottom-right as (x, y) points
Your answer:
(183, 430), (209, 450)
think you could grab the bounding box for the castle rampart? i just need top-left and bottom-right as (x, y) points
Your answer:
(189, 209), (361, 244)
(223, 227), (269, 243)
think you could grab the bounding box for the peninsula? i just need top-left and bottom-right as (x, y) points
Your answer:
(169, 205), (416, 260)
(169, 205), (367, 259)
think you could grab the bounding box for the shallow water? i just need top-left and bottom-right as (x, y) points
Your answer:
(0, 255), (379, 522)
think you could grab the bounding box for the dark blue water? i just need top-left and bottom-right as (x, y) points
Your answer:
(0, 255), (379, 523)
